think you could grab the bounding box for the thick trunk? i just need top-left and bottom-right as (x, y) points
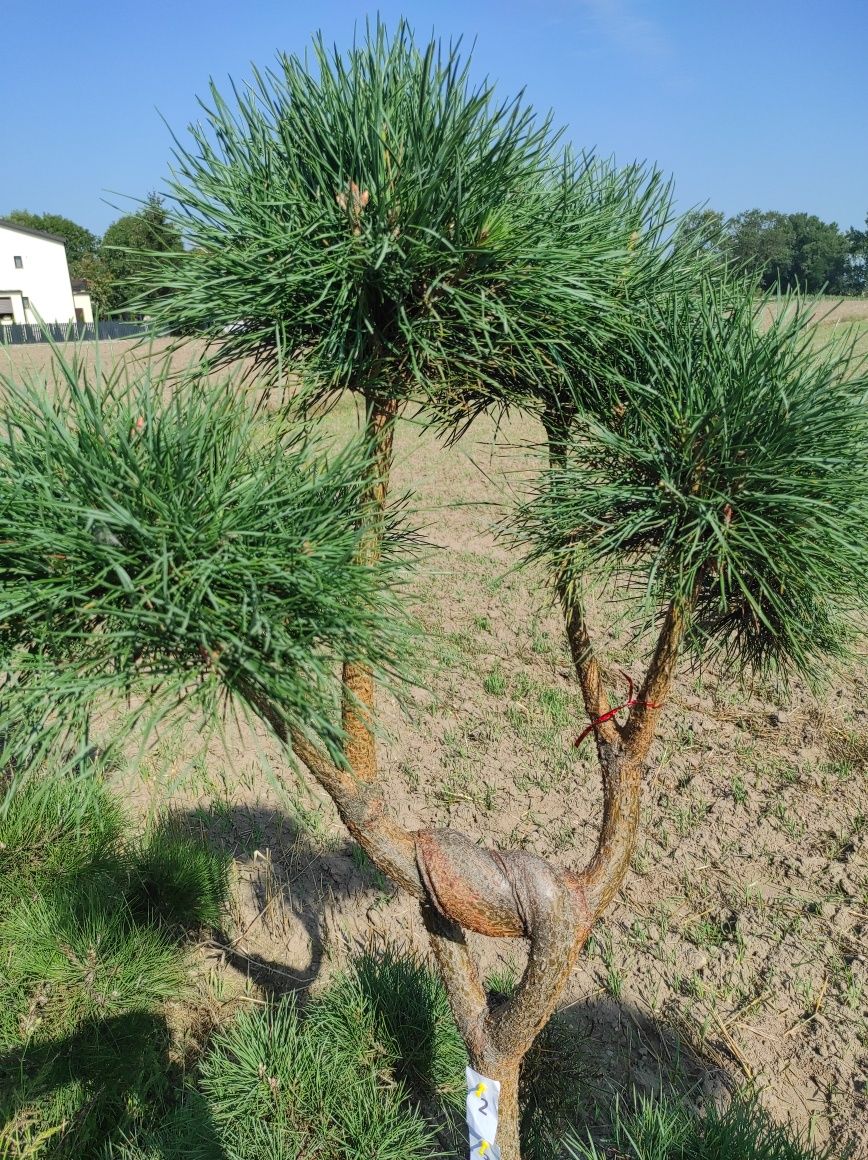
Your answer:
(273, 399), (691, 1159)
(473, 1058), (520, 1160)
(421, 862), (592, 1160)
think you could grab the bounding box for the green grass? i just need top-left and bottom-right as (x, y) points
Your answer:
(0, 771), (231, 1158)
(199, 993), (436, 1160)
(483, 663), (508, 696)
(566, 1094), (836, 1160)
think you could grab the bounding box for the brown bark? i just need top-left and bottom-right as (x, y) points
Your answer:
(420, 859), (593, 1160)
(575, 601), (687, 915)
(272, 398), (691, 1158)
(342, 393), (399, 782)
(542, 408), (618, 754)
(559, 581), (618, 748)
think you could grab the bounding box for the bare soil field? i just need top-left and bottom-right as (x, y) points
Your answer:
(2, 331), (866, 1154)
(761, 296), (868, 359)
(0, 335), (212, 382)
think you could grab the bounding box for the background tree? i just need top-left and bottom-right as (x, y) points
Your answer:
(785, 212), (848, 291)
(4, 209), (98, 277)
(844, 212), (867, 294)
(72, 250), (115, 316)
(670, 207), (726, 264)
(724, 209), (796, 287)
(3, 24), (867, 1160)
(100, 193), (183, 315)
(724, 209), (850, 292)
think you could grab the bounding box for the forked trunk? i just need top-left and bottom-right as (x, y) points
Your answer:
(281, 396), (687, 1159)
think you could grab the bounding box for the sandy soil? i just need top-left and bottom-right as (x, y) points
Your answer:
(4, 334), (866, 1154)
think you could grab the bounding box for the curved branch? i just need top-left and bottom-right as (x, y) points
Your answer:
(289, 725), (423, 896)
(542, 408), (617, 749)
(420, 901), (488, 1059)
(559, 586), (617, 746)
(279, 598), (685, 942)
(577, 599), (688, 914)
(418, 832), (592, 1060)
(622, 599), (685, 761)
(486, 857), (588, 1062)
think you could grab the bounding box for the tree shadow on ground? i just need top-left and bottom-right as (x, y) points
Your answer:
(0, 1012), (227, 1158)
(536, 994), (736, 1149)
(169, 801), (394, 998)
(166, 803), (739, 1154)
(2, 800), (739, 1157)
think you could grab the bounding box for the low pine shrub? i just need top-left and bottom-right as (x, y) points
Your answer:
(0, 772), (230, 1158)
(199, 993), (436, 1160)
(0, 773), (125, 905)
(98, 1090), (225, 1160)
(313, 943), (469, 1110)
(1, 1012), (174, 1158)
(1, 887), (185, 1038)
(128, 821), (231, 932)
(0, 876), (186, 1155)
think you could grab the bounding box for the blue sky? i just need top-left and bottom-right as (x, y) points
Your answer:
(2, 1), (865, 236)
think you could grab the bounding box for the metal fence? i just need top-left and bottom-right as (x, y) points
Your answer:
(0, 321), (153, 345)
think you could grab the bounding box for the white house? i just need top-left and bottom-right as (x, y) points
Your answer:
(0, 219), (93, 326)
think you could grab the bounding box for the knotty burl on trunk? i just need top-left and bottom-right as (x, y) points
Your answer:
(279, 404), (688, 1160)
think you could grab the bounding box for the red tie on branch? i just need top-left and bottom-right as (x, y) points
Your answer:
(574, 669), (660, 748)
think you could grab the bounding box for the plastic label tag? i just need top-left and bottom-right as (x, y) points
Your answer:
(466, 1066), (501, 1159)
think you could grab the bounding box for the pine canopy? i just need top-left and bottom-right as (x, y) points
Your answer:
(0, 352), (415, 773)
(138, 21), (694, 424)
(512, 281), (868, 681)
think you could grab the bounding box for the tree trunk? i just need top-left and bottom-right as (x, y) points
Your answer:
(474, 1057), (520, 1160)
(420, 852), (593, 1160)
(278, 397), (691, 1160)
(341, 391), (399, 780)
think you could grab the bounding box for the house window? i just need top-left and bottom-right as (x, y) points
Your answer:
(22, 297), (29, 309)
(13, 256), (23, 269)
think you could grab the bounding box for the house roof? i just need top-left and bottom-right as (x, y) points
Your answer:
(0, 218), (67, 246)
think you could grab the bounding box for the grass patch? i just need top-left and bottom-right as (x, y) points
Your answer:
(200, 994), (436, 1160)
(0, 771), (231, 1158)
(483, 663), (508, 696)
(566, 1093), (836, 1160)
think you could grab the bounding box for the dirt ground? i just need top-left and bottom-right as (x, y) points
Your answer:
(3, 327), (867, 1154)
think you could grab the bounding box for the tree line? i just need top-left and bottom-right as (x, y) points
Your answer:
(4, 195), (182, 316)
(8, 198), (865, 314)
(677, 206), (868, 294)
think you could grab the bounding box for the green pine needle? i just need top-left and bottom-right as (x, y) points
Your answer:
(511, 280), (868, 685)
(133, 20), (699, 430)
(0, 346), (418, 781)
